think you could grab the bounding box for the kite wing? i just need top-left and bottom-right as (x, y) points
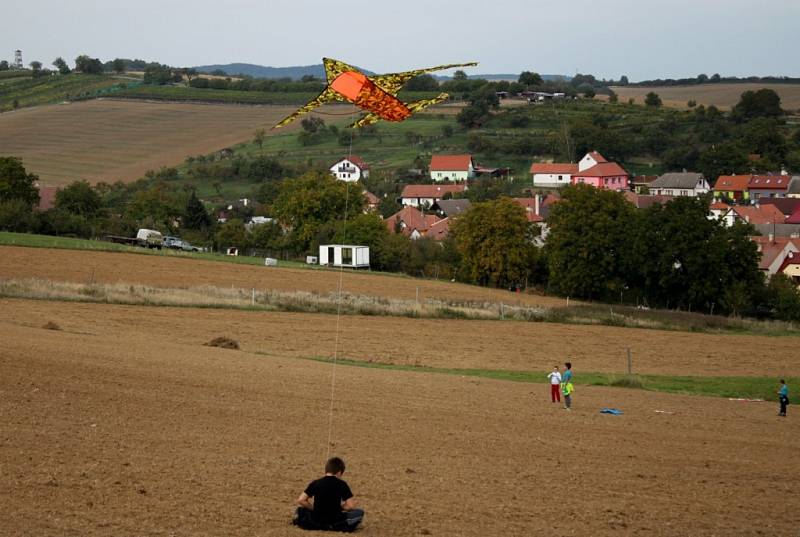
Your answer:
(323, 57), (362, 82)
(349, 113), (381, 129)
(368, 62), (479, 96)
(273, 87), (345, 129)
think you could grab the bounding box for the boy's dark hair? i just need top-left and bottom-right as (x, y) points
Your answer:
(565, 362), (572, 369)
(325, 457), (346, 475)
(780, 379), (785, 384)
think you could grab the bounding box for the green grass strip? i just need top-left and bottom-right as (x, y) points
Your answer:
(292, 355), (796, 402)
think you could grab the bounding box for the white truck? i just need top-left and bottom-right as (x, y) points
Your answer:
(107, 228), (164, 249)
(136, 229), (164, 248)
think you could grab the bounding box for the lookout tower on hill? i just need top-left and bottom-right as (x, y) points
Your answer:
(13, 50), (22, 69)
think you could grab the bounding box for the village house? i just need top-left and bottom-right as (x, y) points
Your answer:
(431, 198), (471, 218)
(759, 198), (800, 218)
(363, 191), (380, 213)
(429, 154), (475, 182)
(751, 236), (800, 277)
(330, 155), (369, 182)
(571, 155), (629, 190)
(649, 172), (710, 197)
(400, 184), (466, 208)
(719, 204), (785, 227)
(748, 174), (791, 200)
(776, 251), (800, 286)
(384, 205), (444, 240)
(625, 192), (675, 209)
(714, 175), (751, 202)
(530, 162), (578, 188)
(787, 176), (800, 199)
(708, 201), (730, 220)
(630, 175), (659, 194)
(36, 186), (58, 212)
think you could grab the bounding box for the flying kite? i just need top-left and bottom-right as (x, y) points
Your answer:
(273, 57), (478, 129)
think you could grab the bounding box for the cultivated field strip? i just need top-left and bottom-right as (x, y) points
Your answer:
(0, 100), (334, 185)
(610, 83), (800, 110)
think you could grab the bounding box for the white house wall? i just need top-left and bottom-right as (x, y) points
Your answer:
(533, 173), (572, 187)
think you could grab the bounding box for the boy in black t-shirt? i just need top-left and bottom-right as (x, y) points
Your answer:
(293, 457), (364, 532)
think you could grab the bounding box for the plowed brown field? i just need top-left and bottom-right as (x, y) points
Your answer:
(3, 246), (800, 535)
(1, 299), (799, 536)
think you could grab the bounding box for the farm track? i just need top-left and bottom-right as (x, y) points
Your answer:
(1, 298), (798, 536)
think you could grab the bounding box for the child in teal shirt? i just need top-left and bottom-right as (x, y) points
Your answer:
(778, 379), (789, 417)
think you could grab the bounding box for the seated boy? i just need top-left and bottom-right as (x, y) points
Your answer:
(294, 457), (364, 532)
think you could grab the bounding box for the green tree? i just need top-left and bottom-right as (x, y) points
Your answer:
(74, 55), (103, 74)
(272, 171), (365, 253)
(112, 58), (126, 74)
(452, 70), (468, 81)
(544, 184), (635, 300)
(697, 141), (749, 180)
(183, 190), (211, 230)
(52, 57), (70, 75)
(765, 274), (800, 321)
(214, 218), (247, 249)
(253, 128), (266, 152)
(0, 157), (39, 208)
(0, 199), (37, 232)
(732, 89), (783, 121)
(608, 90), (618, 103)
(143, 64), (177, 84)
(452, 197), (536, 287)
(456, 85), (500, 128)
(249, 220), (283, 250)
(29, 61), (42, 72)
(0, 60), (8, 71)
(405, 74), (439, 91)
(55, 180), (102, 218)
(629, 197), (762, 313)
(518, 71), (543, 87)
(644, 92), (662, 107)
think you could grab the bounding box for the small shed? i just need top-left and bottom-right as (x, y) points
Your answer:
(319, 245), (370, 269)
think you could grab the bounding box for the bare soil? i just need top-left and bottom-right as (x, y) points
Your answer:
(2, 296), (797, 380)
(1, 299), (798, 536)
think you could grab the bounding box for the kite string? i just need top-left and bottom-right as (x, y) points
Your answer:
(325, 128), (354, 460)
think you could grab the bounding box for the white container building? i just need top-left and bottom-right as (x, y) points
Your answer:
(319, 245), (370, 269)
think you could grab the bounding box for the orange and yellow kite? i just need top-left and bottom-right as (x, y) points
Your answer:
(273, 57), (478, 129)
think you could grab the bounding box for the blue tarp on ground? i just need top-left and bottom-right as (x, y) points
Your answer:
(600, 408), (623, 415)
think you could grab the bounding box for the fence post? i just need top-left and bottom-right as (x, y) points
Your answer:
(627, 348), (632, 375)
(252, 288), (255, 306)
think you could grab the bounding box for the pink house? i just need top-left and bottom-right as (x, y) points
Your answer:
(570, 151), (629, 190)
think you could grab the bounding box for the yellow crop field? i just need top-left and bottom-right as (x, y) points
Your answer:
(610, 83), (800, 111)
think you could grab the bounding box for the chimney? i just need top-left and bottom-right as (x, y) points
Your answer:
(781, 168), (788, 176)
(769, 233), (775, 243)
(535, 194), (541, 216)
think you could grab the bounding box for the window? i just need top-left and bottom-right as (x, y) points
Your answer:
(558, 175), (563, 181)
(341, 247), (353, 266)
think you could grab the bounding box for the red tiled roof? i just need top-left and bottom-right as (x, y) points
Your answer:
(530, 162), (579, 175)
(574, 162), (628, 178)
(588, 151), (608, 163)
(385, 206), (441, 236)
(624, 192), (674, 209)
(751, 237), (800, 270)
(777, 251), (800, 273)
(426, 218), (451, 240)
(728, 205), (785, 225)
(748, 175), (790, 189)
(37, 186), (58, 212)
(363, 191), (379, 205)
(715, 175), (751, 192)
(333, 155), (369, 170)
(430, 154), (473, 172)
(709, 201), (730, 210)
(787, 207), (800, 225)
(759, 198), (800, 216)
(401, 184), (466, 198)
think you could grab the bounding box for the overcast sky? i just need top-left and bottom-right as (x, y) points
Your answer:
(4, 0), (798, 81)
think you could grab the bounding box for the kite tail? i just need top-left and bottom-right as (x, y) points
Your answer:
(405, 92), (451, 113)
